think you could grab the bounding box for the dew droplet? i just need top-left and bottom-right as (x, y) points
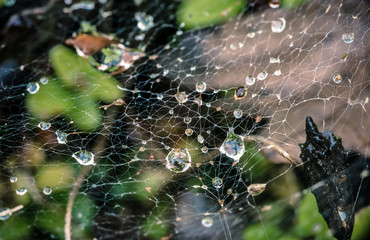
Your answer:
(196, 82), (207, 93)
(271, 18), (286, 33)
(169, 109), (174, 114)
(342, 33), (354, 44)
(235, 87), (247, 100)
(0, 208), (12, 221)
(4, 0), (16, 7)
(197, 135), (204, 144)
(27, 82), (40, 94)
(274, 69), (281, 76)
(185, 128), (193, 136)
(157, 93), (163, 100)
(40, 76), (48, 84)
(165, 148), (191, 173)
(230, 44), (237, 50)
(257, 71), (268, 80)
(333, 73), (342, 83)
(233, 109), (243, 119)
(16, 187), (27, 196)
(220, 131), (245, 162)
(9, 176), (17, 183)
(38, 121), (51, 130)
(202, 217), (213, 228)
(269, 57), (280, 63)
(201, 146), (208, 153)
(43, 186), (52, 195)
(194, 97), (202, 106)
(247, 183), (266, 196)
(72, 150), (95, 166)
(212, 177), (223, 188)
(184, 116), (192, 124)
(175, 92), (188, 104)
(135, 12), (154, 31)
(56, 130), (68, 144)
(245, 75), (255, 86)
(268, 0), (280, 8)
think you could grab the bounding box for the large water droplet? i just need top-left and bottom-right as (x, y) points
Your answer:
(184, 116), (192, 124)
(247, 183), (266, 196)
(16, 187), (28, 196)
(0, 208), (12, 221)
(233, 109), (243, 119)
(212, 177), (223, 188)
(271, 18), (286, 33)
(201, 146), (208, 153)
(135, 12), (154, 31)
(4, 0), (16, 7)
(342, 33), (354, 43)
(38, 121), (51, 130)
(56, 130), (68, 144)
(257, 71), (268, 80)
(245, 75), (255, 86)
(9, 176), (17, 183)
(43, 186), (52, 195)
(220, 131), (245, 162)
(157, 94), (163, 100)
(72, 150), (95, 166)
(185, 128), (193, 136)
(27, 82), (40, 94)
(165, 148), (191, 173)
(235, 87), (247, 100)
(175, 92), (188, 103)
(196, 82), (207, 93)
(202, 217), (213, 228)
(333, 73), (342, 83)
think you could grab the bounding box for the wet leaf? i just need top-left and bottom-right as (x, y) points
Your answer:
(299, 116), (355, 240)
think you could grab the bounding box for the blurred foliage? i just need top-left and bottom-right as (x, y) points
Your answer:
(177, 0), (247, 30)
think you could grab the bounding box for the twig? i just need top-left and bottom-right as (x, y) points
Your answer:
(0, 205), (24, 218)
(64, 106), (118, 240)
(244, 135), (299, 165)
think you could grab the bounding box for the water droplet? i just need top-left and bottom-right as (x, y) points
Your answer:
(257, 71), (268, 80)
(274, 69), (281, 76)
(247, 32), (255, 38)
(38, 121), (51, 130)
(202, 217), (213, 228)
(0, 208), (12, 221)
(230, 44), (237, 50)
(247, 183), (266, 196)
(235, 87), (247, 100)
(342, 33), (354, 43)
(67, 1), (95, 11)
(157, 94), (163, 100)
(197, 135), (204, 144)
(16, 187), (27, 196)
(338, 210), (346, 221)
(135, 12), (154, 31)
(196, 82), (207, 93)
(163, 69), (169, 76)
(43, 186), (52, 195)
(184, 116), (192, 124)
(175, 92), (188, 103)
(27, 82), (40, 94)
(185, 128), (193, 136)
(269, 57), (280, 63)
(271, 18), (286, 33)
(212, 177), (223, 188)
(220, 131), (245, 162)
(165, 148), (191, 173)
(4, 0), (16, 7)
(194, 97), (202, 106)
(39, 76), (48, 84)
(233, 109), (243, 119)
(72, 150), (95, 166)
(206, 102), (211, 107)
(169, 109), (174, 114)
(56, 130), (68, 144)
(201, 146), (208, 153)
(245, 75), (255, 86)
(10, 177), (17, 183)
(333, 73), (342, 83)
(268, 0), (280, 8)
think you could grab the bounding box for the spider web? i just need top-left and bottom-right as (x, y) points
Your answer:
(0, 0), (369, 240)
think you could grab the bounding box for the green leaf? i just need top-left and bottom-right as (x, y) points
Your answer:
(177, 0), (247, 30)
(243, 223), (283, 240)
(352, 206), (370, 240)
(0, 216), (31, 240)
